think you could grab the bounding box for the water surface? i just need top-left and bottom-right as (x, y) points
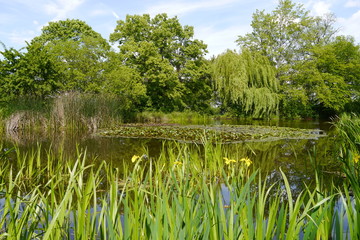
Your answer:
(1, 119), (339, 190)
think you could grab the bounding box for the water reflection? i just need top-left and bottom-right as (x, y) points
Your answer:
(0, 119), (349, 238)
(1, 119), (340, 192)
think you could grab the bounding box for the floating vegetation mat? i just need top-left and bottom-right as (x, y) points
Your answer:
(97, 124), (326, 143)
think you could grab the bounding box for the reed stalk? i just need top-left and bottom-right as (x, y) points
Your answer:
(0, 138), (356, 238)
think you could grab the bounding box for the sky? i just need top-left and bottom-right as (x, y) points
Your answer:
(1, 0), (360, 57)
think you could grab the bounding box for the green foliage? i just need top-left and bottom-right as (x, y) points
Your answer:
(31, 19), (107, 46)
(212, 50), (279, 117)
(286, 36), (360, 116)
(0, 45), (26, 101)
(237, 0), (336, 73)
(31, 19), (110, 93)
(0, 142), (356, 238)
(48, 37), (109, 92)
(1, 10), (359, 119)
(333, 113), (360, 154)
(238, 0), (311, 71)
(333, 114), (360, 240)
(0, 43), (60, 100)
(110, 13), (211, 112)
(20, 42), (61, 96)
(237, 0), (343, 118)
(102, 52), (147, 110)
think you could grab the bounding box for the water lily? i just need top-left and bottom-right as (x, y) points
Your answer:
(224, 157), (236, 165)
(131, 155), (141, 163)
(240, 157), (252, 167)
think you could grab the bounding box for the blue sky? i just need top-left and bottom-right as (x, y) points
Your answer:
(1, 0), (360, 57)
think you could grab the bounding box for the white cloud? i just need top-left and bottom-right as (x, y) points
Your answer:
(195, 24), (251, 57)
(338, 10), (360, 42)
(90, 9), (109, 17)
(8, 30), (36, 46)
(145, 0), (238, 16)
(311, 1), (332, 16)
(44, 0), (85, 20)
(345, 0), (360, 7)
(112, 11), (120, 19)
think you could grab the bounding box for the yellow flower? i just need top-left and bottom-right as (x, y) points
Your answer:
(224, 157), (237, 165)
(131, 155), (140, 163)
(174, 161), (183, 166)
(240, 157), (252, 167)
(354, 154), (360, 164)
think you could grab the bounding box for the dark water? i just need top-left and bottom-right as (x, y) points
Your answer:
(1, 119), (340, 190)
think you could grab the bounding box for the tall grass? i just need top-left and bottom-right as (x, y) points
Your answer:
(2, 93), (131, 136)
(0, 139), (356, 239)
(332, 113), (360, 239)
(50, 92), (127, 131)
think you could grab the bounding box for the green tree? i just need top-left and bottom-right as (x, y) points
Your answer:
(32, 19), (107, 46)
(102, 52), (147, 111)
(0, 44), (25, 101)
(0, 42), (59, 100)
(110, 13), (211, 112)
(19, 42), (61, 96)
(237, 0), (339, 117)
(31, 19), (110, 92)
(237, 0), (337, 74)
(290, 36), (360, 116)
(212, 50), (279, 117)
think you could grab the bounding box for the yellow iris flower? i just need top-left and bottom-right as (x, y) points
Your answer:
(131, 155), (140, 163)
(224, 157), (237, 165)
(240, 157), (252, 167)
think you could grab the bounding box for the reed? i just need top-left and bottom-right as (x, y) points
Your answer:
(0, 139), (357, 239)
(2, 93), (131, 137)
(332, 113), (360, 239)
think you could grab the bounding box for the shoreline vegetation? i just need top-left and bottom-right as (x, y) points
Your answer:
(0, 93), (324, 139)
(1, 2), (360, 124)
(0, 114), (358, 238)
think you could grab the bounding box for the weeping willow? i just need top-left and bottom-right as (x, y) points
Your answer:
(212, 49), (279, 117)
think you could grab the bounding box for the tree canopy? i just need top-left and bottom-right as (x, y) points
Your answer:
(1, 5), (360, 119)
(212, 50), (279, 117)
(237, 0), (337, 74)
(236, 0), (357, 118)
(110, 13), (211, 112)
(290, 36), (360, 116)
(32, 19), (108, 47)
(30, 19), (110, 93)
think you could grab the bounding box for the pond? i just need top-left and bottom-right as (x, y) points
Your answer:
(1, 118), (340, 192)
(1, 117), (354, 239)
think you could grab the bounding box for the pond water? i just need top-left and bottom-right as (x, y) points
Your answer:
(1, 118), (340, 191)
(0, 118), (351, 238)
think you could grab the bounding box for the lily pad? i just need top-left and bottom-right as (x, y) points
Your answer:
(97, 124), (326, 143)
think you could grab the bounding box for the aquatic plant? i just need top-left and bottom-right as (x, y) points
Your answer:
(99, 123), (326, 143)
(0, 142), (356, 238)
